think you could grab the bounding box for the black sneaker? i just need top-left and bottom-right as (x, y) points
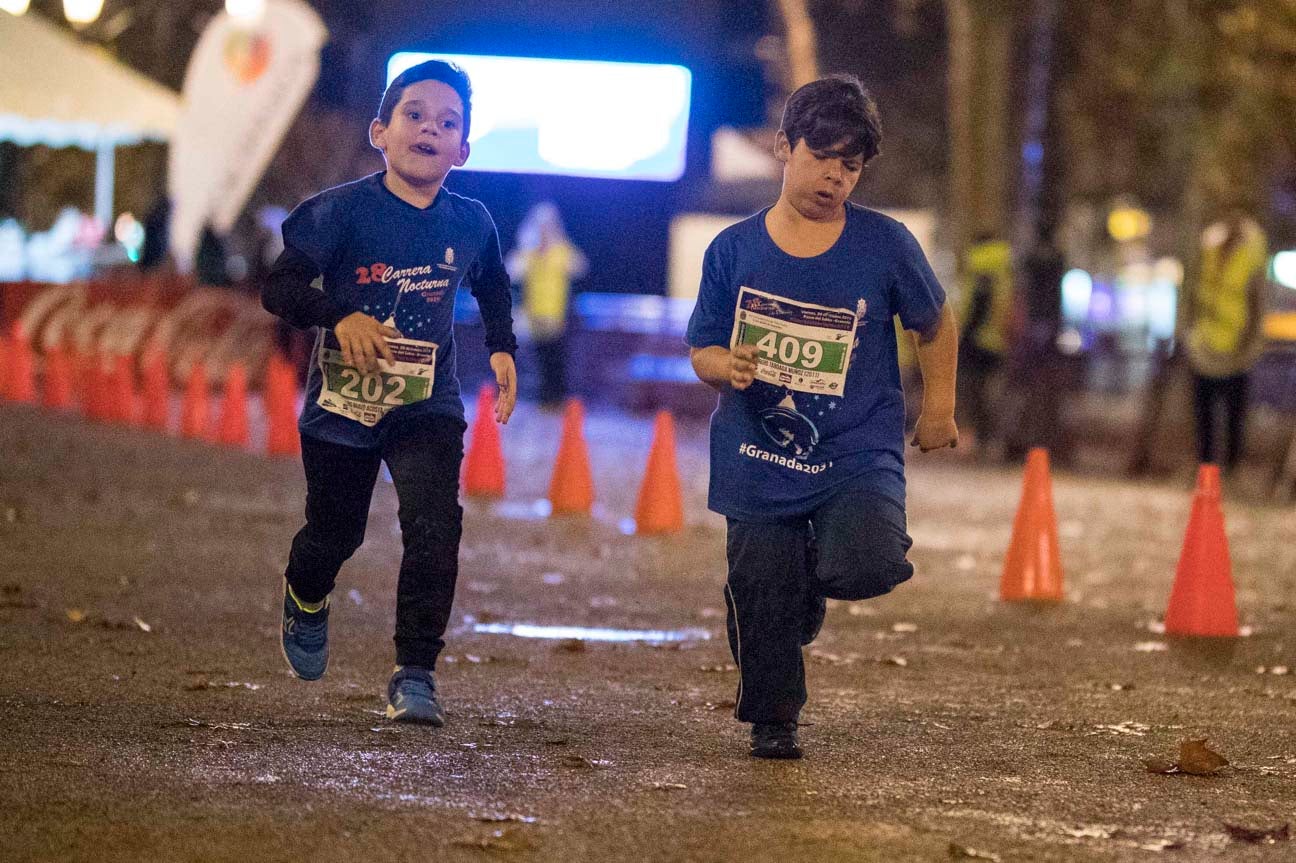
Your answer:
(801, 593), (827, 645)
(750, 721), (803, 759)
(280, 579), (329, 680)
(386, 665), (446, 726)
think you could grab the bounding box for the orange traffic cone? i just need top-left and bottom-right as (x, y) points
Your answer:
(1164, 465), (1238, 637)
(179, 362), (211, 440)
(141, 352), (170, 431)
(5, 324), (36, 403)
(1000, 448), (1065, 602)
(547, 398), (594, 515)
(264, 353), (300, 456)
(634, 411), (684, 534)
(463, 383), (505, 497)
(82, 353), (107, 421)
(42, 344), (75, 410)
(217, 362), (251, 448)
(109, 354), (139, 425)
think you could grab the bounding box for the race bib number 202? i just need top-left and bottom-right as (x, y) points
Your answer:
(316, 331), (437, 427)
(730, 286), (860, 395)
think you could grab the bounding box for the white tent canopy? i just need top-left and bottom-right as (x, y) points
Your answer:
(0, 10), (180, 228)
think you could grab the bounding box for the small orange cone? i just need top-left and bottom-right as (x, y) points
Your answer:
(141, 352), (170, 431)
(547, 398), (594, 515)
(5, 324), (36, 403)
(634, 411), (684, 534)
(109, 354), (140, 426)
(1000, 447), (1065, 602)
(42, 344), (75, 410)
(1164, 465), (1239, 637)
(179, 362), (211, 440)
(264, 353), (300, 456)
(217, 362), (251, 448)
(463, 383), (505, 497)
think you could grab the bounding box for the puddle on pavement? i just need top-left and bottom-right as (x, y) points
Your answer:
(472, 623), (711, 643)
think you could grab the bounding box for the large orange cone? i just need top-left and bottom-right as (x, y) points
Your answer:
(634, 411), (684, 534)
(5, 324), (36, 403)
(42, 344), (75, 410)
(1000, 447), (1065, 602)
(1164, 465), (1238, 637)
(179, 362), (211, 440)
(264, 353), (300, 456)
(547, 398), (594, 515)
(463, 383), (505, 497)
(217, 362), (251, 448)
(109, 354), (139, 425)
(141, 352), (170, 431)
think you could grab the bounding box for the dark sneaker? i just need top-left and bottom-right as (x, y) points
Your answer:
(386, 666), (445, 726)
(801, 593), (827, 645)
(280, 579), (330, 680)
(750, 722), (803, 759)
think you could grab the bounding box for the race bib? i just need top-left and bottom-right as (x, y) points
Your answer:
(730, 287), (860, 395)
(316, 330), (436, 427)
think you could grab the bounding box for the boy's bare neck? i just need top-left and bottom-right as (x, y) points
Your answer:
(766, 197), (846, 258)
(382, 171), (444, 210)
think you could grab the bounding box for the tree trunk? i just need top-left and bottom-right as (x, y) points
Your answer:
(773, 0), (819, 92)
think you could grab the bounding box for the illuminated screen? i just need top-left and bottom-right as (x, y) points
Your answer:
(386, 53), (692, 181)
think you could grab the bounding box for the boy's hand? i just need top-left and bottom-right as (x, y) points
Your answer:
(730, 344), (758, 390)
(489, 352), (517, 424)
(910, 413), (959, 452)
(334, 312), (399, 372)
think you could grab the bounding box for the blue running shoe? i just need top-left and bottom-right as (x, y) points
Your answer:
(386, 666), (445, 726)
(280, 580), (329, 680)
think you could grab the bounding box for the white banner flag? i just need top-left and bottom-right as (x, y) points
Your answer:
(168, 0), (328, 271)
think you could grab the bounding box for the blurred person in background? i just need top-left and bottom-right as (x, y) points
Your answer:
(506, 201), (587, 408)
(1183, 206), (1269, 474)
(956, 233), (1013, 459)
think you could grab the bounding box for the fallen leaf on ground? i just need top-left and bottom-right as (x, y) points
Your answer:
(66, 608), (87, 623)
(649, 782), (688, 790)
(1137, 839), (1185, 851)
(554, 639), (585, 653)
(1177, 739), (1228, 775)
(559, 754), (609, 769)
(884, 655), (909, 667)
(1143, 758), (1177, 775)
(1223, 822), (1290, 843)
(892, 622), (919, 633)
(132, 616), (153, 633)
(948, 843), (1001, 861)
(452, 828), (533, 852)
(471, 812), (539, 824)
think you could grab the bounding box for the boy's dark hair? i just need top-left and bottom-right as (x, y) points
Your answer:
(780, 74), (882, 164)
(377, 60), (473, 139)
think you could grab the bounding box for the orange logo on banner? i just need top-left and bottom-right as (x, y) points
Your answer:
(223, 31), (271, 84)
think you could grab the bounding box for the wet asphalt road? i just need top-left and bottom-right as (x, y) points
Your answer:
(1, 402), (1294, 862)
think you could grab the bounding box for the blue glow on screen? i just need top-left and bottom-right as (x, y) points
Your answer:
(387, 52), (691, 182)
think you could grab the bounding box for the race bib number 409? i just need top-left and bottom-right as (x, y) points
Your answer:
(316, 331), (437, 427)
(730, 287), (860, 395)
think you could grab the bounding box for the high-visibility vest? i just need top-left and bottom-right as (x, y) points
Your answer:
(960, 239), (1013, 355)
(1193, 223), (1267, 356)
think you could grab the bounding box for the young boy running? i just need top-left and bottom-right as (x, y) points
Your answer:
(262, 60), (517, 726)
(687, 75), (958, 758)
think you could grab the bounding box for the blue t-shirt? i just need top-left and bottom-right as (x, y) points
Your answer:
(685, 204), (945, 522)
(282, 173), (511, 448)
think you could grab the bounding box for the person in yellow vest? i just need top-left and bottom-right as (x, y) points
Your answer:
(1184, 209), (1268, 472)
(956, 233), (1014, 456)
(507, 202), (588, 407)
